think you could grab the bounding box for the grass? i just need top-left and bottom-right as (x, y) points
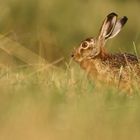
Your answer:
(0, 0), (139, 139)
(0, 63), (140, 140)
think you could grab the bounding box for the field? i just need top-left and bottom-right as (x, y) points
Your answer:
(0, 65), (140, 140)
(0, 0), (140, 140)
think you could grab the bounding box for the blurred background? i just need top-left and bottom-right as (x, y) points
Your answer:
(0, 1), (140, 140)
(0, 0), (139, 67)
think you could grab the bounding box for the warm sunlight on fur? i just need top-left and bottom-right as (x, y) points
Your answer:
(72, 13), (140, 92)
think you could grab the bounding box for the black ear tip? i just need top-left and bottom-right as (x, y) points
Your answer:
(121, 16), (128, 25)
(108, 12), (118, 17)
(124, 16), (128, 21)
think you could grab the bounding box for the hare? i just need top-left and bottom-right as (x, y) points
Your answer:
(71, 12), (140, 88)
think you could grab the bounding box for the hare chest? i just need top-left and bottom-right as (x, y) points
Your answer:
(92, 59), (116, 81)
(80, 59), (115, 81)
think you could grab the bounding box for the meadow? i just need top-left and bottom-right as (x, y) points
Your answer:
(0, 65), (140, 140)
(0, 0), (140, 140)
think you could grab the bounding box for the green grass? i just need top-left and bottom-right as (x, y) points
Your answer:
(0, 65), (140, 140)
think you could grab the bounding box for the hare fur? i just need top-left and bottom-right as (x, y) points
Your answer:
(72, 12), (140, 88)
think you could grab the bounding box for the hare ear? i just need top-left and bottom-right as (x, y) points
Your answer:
(98, 12), (118, 40)
(107, 16), (128, 39)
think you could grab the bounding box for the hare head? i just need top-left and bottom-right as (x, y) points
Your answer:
(71, 12), (128, 63)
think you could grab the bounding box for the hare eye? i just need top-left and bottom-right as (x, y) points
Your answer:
(81, 41), (88, 48)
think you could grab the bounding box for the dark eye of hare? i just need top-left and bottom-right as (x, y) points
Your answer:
(81, 41), (89, 48)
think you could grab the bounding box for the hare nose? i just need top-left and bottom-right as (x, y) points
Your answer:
(71, 53), (74, 57)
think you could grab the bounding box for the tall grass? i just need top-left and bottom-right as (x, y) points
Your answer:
(0, 64), (140, 140)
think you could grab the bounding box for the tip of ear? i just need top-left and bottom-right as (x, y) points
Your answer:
(121, 16), (128, 25)
(108, 12), (118, 17)
(123, 16), (128, 21)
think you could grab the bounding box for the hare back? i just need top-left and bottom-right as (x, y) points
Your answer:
(96, 53), (140, 75)
(105, 53), (139, 68)
(81, 53), (140, 82)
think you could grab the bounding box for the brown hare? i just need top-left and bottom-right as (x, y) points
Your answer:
(71, 12), (140, 89)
